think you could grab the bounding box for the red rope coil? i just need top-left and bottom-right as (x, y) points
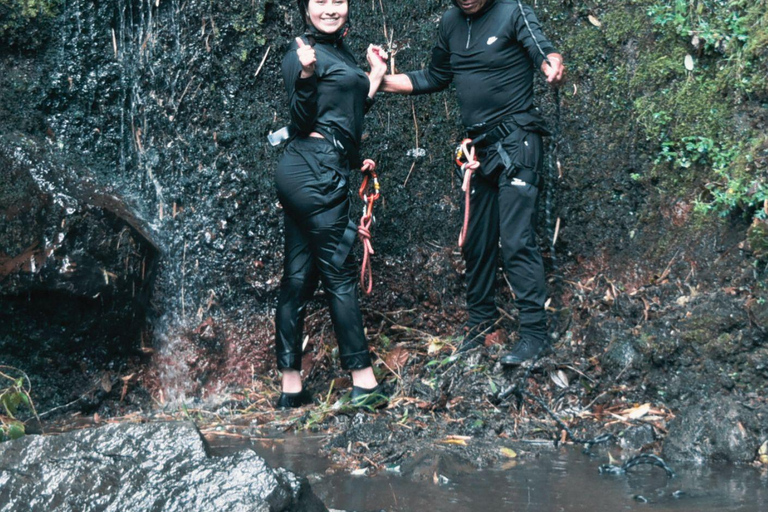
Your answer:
(357, 159), (379, 295)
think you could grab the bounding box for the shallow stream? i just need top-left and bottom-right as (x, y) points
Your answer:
(209, 434), (767, 512)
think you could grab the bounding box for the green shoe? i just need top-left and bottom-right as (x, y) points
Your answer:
(350, 384), (389, 410)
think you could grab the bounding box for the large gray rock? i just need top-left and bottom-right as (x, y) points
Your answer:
(662, 397), (759, 463)
(0, 421), (327, 512)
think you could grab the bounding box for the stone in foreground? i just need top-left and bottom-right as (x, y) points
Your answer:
(0, 421), (327, 512)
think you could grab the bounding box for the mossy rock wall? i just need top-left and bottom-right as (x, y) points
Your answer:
(1, 0), (766, 399)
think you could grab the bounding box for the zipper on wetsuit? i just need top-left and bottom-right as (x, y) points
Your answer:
(466, 17), (472, 49)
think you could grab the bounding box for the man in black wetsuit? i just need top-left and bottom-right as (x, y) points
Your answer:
(381, 0), (565, 365)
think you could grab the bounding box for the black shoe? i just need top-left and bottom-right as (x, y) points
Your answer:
(455, 322), (492, 354)
(350, 384), (389, 410)
(500, 337), (548, 366)
(275, 389), (313, 409)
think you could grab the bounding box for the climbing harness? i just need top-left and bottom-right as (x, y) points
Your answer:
(455, 138), (477, 247)
(357, 158), (380, 295)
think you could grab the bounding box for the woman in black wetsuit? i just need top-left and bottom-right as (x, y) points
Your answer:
(273, 0), (388, 408)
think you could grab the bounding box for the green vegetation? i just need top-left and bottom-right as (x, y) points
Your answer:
(645, 0), (768, 220)
(229, 0), (272, 64)
(0, 366), (37, 442)
(561, 0), (767, 255)
(0, 0), (62, 49)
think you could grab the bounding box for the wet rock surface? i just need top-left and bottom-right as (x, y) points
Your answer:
(1, 135), (157, 413)
(662, 397), (764, 463)
(0, 421), (327, 512)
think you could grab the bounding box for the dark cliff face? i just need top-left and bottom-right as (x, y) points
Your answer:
(1, 0), (766, 413)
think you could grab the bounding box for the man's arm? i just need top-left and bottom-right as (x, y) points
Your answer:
(380, 14), (452, 96)
(513, 2), (564, 85)
(380, 74), (414, 94)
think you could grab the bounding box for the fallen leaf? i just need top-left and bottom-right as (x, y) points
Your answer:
(100, 374), (112, 393)
(551, 370), (569, 389)
(621, 403), (651, 420)
(500, 447), (517, 459)
(438, 435), (470, 446)
(500, 460), (518, 470)
(691, 35), (700, 48)
(588, 14), (602, 27)
(385, 345), (410, 370)
(439, 439), (468, 446)
(684, 54), (694, 71)
(427, 338), (446, 355)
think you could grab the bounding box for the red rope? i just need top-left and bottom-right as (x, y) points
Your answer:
(357, 159), (379, 295)
(456, 139), (478, 248)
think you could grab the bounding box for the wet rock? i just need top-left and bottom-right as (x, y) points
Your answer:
(679, 293), (749, 352)
(0, 135), (158, 412)
(662, 397), (759, 463)
(602, 335), (643, 372)
(0, 421), (327, 512)
(326, 414), (393, 451)
(618, 424), (657, 452)
(748, 292), (768, 331)
(398, 449), (476, 482)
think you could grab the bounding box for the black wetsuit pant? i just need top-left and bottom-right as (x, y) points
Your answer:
(274, 137), (372, 371)
(462, 129), (548, 344)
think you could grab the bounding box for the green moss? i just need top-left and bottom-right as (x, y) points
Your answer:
(681, 328), (710, 345)
(0, 0), (62, 49)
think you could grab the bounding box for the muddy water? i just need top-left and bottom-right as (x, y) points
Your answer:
(209, 434), (767, 512)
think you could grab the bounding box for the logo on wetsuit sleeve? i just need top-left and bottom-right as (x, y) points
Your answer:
(486, 36), (498, 45)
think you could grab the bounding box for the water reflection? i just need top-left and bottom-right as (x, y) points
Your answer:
(209, 434), (767, 512)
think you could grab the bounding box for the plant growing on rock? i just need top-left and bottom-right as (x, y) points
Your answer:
(0, 366), (38, 442)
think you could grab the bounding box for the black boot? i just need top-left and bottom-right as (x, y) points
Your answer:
(500, 336), (548, 366)
(275, 389), (313, 409)
(350, 384), (389, 410)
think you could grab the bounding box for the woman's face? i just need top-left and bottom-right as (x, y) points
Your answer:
(306, 0), (348, 34)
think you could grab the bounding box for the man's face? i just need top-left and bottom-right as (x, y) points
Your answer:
(455, 0), (489, 15)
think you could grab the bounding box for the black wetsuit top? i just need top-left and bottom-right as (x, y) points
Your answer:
(282, 29), (370, 166)
(405, 0), (556, 128)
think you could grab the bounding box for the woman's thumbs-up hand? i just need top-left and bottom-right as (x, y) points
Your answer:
(295, 37), (316, 78)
